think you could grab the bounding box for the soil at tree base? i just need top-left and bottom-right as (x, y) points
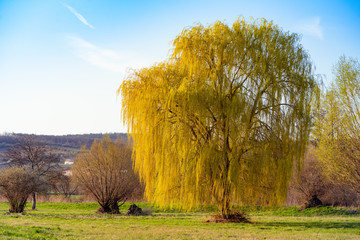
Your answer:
(205, 212), (251, 223)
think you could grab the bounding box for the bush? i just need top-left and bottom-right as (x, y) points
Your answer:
(0, 167), (40, 213)
(72, 136), (140, 214)
(288, 144), (360, 207)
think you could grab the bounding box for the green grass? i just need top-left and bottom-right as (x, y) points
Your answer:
(0, 202), (359, 239)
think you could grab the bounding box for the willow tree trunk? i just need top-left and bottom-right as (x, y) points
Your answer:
(220, 126), (232, 219)
(32, 192), (36, 210)
(220, 183), (232, 218)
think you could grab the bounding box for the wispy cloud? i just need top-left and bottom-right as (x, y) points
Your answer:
(295, 17), (323, 40)
(62, 3), (95, 29)
(68, 36), (125, 72)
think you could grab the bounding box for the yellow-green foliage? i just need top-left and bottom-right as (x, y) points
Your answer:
(315, 56), (360, 193)
(119, 18), (318, 215)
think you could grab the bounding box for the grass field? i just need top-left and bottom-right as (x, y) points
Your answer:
(0, 202), (359, 239)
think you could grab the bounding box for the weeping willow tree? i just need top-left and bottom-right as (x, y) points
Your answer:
(119, 18), (318, 218)
(314, 56), (360, 194)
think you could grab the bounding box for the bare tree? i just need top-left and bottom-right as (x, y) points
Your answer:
(0, 167), (40, 213)
(288, 144), (360, 207)
(49, 170), (78, 200)
(3, 135), (60, 210)
(72, 136), (139, 214)
(291, 146), (327, 207)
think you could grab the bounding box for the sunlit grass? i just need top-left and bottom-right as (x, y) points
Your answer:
(0, 202), (359, 239)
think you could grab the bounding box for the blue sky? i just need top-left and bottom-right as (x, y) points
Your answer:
(0, 0), (359, 135)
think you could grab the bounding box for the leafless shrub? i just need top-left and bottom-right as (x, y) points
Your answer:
(290, 146), (328, 206)
(48, 170), (78, 200)
(323, 185), (360, 207)
(0, 167), (40, 213)
(72, 136), (140, 214)
(288, 144), (360, 207)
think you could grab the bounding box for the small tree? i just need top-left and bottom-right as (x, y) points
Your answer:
(290, 145), (328, 207)
(3, 135), (60, 210)
(48, 171), (78, 200)
(72, 136), (139, 213)
(0, 167), (39, 213)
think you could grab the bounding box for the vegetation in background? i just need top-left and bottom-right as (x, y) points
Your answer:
(0, 133), (127, 162)
(3, 135), (60, 210)
(287, 144), (360, 207)
(72, 135), (139, 214)
(314, 56), (360, 195)
(48, 171), (78, 200)
(119, 18), (319, 218)
(289, 145), (328, 207)
(0, 167), (40, 213)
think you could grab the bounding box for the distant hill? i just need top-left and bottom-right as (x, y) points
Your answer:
(0, 133), (128, 162)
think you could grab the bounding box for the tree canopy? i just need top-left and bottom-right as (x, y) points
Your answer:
(119, 18), (318, 217)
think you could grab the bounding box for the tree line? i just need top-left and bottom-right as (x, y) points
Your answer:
(0, 133), (127, 150)
(0, 133), (127, 161)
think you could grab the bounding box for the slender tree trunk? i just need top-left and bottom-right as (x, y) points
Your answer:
(32, 192), (36, 210)
(220, 114), (231, 219)
(220, 122), (232, 219)
(220, 184), (232, 219)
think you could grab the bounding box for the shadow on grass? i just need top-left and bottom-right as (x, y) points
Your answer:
(262, 220), (360, 230)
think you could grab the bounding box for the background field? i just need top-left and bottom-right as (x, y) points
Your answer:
(0, 202), (359, 240)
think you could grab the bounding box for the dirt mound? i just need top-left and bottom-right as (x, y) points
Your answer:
(205, 212), (251, 223)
